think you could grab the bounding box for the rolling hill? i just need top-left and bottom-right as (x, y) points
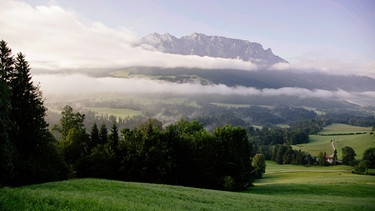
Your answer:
(1, 169), (375, 210)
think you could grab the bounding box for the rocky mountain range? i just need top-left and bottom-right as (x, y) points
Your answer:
(139, 33), (287, 65)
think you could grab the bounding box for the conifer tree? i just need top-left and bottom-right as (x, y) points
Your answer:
(0, 42), (67, 185)
(10, 53), (49, 155)
(99, 123), (108, 144)
(109, 122), (119, 149)
(90, 123), (100, 150)
(0, 40), (13, 81)
(0, 40), (14, 185)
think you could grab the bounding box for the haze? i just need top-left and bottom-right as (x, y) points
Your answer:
(33, 74), (375, 106)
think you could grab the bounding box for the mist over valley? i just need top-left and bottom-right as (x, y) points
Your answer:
(29, 31), (375, 129)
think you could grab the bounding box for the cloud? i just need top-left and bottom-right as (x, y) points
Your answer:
(1, 1), (373, 78)
(33, 74), (375, 105)
(0, 0), (257, 71)
(271, 57), (375, 78)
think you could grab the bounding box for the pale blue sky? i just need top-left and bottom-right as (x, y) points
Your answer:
(23, 0), (375, 62)
(1, 0), (374, 77)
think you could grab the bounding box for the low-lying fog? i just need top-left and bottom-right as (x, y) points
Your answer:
(33, 73), (375, 106)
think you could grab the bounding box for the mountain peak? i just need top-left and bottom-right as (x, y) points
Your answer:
(140, 32), (287, 65)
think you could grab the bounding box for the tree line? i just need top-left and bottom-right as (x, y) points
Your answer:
(53, 105), (255, 191)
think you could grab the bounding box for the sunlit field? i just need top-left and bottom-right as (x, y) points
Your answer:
(294, 124), (374, 158)
(2, 161), (375, 211)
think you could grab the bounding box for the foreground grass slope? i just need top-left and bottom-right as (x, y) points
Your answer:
(2, 165), (375, 211)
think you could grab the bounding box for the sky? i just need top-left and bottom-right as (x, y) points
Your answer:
(1, 0), (375, 77)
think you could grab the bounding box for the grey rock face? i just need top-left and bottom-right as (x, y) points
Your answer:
(139, 32), (287, 65)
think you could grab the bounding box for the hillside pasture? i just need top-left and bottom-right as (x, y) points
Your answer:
(87, 107), (144, 119)
(293, 124), (374, 159)
(256, 161), (374, 185)
(319, 123), (372, 135)
(2, 174), (375, 211)
(1, 161), (375, 210)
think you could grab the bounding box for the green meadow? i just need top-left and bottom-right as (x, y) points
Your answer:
(319, 123), (372, 135)
(87, 107), (144, 119)
(294, 124), (374, 158)
(2, 161), (375, 211)
(256, 161), (373, 185)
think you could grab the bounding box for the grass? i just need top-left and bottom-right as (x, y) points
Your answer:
(87, 107), (144, 119)
(256, 161), (374, 185)
(2, 162), (375, 211)
(293, 124), (375, 158)
(319, 123), (372, 135)
(2, 177), (375, 211)
(294, 134), (375, 158)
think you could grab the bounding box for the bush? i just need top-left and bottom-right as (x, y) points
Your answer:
(222, 176), (236, 191)
(353, 161), (367, 175)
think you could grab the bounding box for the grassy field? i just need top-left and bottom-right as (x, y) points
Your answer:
(1, 161), (375, 210)
(319, 123), (372, 135)
(256, 161), (374, 185)
(87, 107), (144, 119)
(294, 124), (374, 158)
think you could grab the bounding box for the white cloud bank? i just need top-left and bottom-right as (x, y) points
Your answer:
(0, 0), (256, 71)
(1, 0), (374, 78)
(33, 74), (375, 105)
(271, 58), (375, 78)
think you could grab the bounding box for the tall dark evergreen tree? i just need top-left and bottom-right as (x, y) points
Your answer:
(109, 122), (119, 150)
(10, 53), (49, 154)
(0, 40), (15, 185)
(0, 40), (13, 81)
(1, 44), (68, 185)
(99, 123), (108, 144)
(89, 123), (100, 150)
(0, 79), (14, 185)
(11, 53), (67, 185)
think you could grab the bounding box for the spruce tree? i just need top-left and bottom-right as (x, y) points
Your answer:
(10, 53), (49, 155)
(0, 40), (13, 81)
(90, 123), (100, 150)
(109, 122), (119, 149)
(1, 46), (67, 185)
(0, 40), (14, 185)
(99, 123), (108, 144)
